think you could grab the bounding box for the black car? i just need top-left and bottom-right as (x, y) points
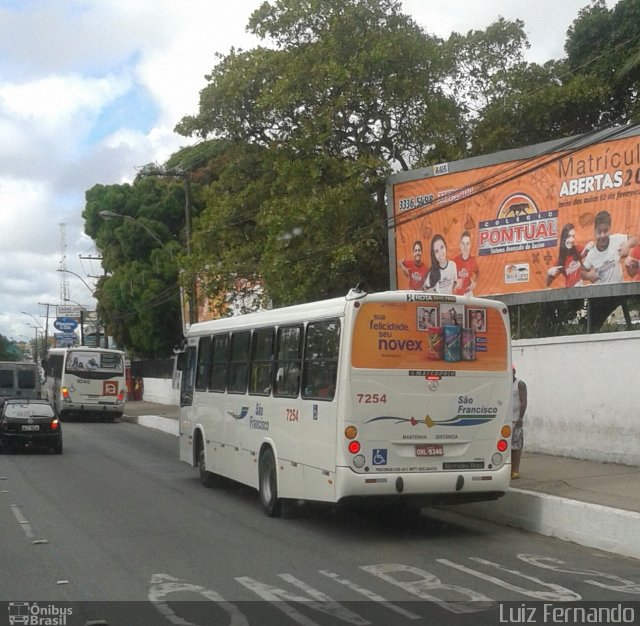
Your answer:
(0, 399), (62, 454)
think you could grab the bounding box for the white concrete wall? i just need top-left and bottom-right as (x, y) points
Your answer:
(143, 330), (640, 466)
(512, 331), (640, 466)
(141, 377), (180, 405)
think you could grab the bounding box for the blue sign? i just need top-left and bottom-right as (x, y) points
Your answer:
(54, 317), (78, 332)
(372, 449), (388, 466)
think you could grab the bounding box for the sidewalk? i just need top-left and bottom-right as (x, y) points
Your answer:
(123, 401), (640, 560)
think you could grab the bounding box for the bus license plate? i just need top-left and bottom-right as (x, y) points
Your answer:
(21, 425), (40, 431)
(416, 444), (443, 457)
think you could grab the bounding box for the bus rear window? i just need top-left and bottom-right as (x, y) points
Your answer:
(0, 370), (13, 389)
(17, 370), (37, 390)
(66, 351), (124, 374)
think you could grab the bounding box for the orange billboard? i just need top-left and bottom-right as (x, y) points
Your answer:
(352, 299), (508, 371)
(389, 130), (640, 298)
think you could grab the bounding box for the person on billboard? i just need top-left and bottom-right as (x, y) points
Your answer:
(453, 230), (479, 296)
(625, 244), (640, 281)
(423, 234), (458, 294)
(545, 223), (591, 288)
(398, 240), (428, 290)
(581, 211), (637, 284)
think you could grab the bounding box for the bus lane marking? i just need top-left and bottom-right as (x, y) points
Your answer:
(235, 574), (370, 626)
(148, 573), (249, 626)
(360, 563), (494, 614)
(437, 557), (580, 601)
(319, 570), (421, 620)
(518, 554), (640, 594)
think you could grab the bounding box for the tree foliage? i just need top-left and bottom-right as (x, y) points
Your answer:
(176, 0), (469, 308)
(83, 178), (187, 357)
(86, 0), (640, 349)
(0, 335), (23, 361)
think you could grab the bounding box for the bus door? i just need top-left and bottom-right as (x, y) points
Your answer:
(179, 345), (196, 465)
(349, 298), (510, 477)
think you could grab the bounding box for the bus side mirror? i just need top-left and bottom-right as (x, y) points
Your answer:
(175, 352), (185, 372)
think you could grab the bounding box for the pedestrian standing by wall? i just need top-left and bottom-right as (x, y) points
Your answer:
(511, 365), (527, 480)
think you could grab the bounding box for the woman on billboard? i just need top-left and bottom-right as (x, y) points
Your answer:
(546, 223), (590, 288)
(423, 234), (458, 294)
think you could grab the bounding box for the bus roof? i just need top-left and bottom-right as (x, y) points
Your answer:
(187, 290), (506, 336)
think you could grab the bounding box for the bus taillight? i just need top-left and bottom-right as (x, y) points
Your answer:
(348, 440), (361, 454)
(496, 439), (508, 452)
(344, 426), (357, 440)
(117, 389), (126, 404)
(61, 387), (71, 402)
(501, 425), (512, 438)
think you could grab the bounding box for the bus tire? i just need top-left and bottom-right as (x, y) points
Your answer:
(259, 448), (281, 518)
(196, 438), (217, 488)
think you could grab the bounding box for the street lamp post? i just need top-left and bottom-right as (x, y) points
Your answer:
(98, 210), (169, 253)
(25, 325), (42, 362)
(134, 165), (196, 327)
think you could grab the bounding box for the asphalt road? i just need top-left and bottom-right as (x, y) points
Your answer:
(1, 420), (639, 625)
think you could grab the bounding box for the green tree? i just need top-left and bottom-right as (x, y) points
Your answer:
(0, 335), (23, 361)
(177, 0), (465, 306)
(565, 0), (640, 124)
(83, 178), (186, 357)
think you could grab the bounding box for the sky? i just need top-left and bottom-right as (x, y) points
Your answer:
(0, 0), (618, 345)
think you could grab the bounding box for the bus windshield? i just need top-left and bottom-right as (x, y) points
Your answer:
(65, 350), (124, 376)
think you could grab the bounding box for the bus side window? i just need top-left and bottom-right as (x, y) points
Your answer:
(274, 325), (302, 398)
(228, 331), (251, 394)
(208, 334), (229, 392)
(249, 328), (275, 396)
(195, 336), (212, 392)
(301, 320), (340, 401)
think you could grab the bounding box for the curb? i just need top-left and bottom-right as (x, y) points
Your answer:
(448, 488), (640, 561)
(122, 413), (179, 437)
(123, 413), (640, 559)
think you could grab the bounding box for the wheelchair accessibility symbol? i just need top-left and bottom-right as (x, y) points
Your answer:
(372, 449), (387, 465)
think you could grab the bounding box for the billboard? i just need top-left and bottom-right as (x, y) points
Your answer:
(388, 127), (640, 303)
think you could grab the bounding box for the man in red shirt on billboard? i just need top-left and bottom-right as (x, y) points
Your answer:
(453, 230), (480, 296)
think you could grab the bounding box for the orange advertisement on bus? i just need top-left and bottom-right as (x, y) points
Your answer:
(351, 297), (508, 371)
(391, 132), (640, 298)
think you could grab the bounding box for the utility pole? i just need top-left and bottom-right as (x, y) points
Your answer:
(37, 303), (52, 358)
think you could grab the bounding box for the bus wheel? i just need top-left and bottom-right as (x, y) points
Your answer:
(259, 448), (281, 517)
(197, 440), (217, 488)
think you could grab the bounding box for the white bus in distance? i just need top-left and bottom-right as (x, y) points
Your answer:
(44, 347), (127, 421)
(178, 289), (514, 517)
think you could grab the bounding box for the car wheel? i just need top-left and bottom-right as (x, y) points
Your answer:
(197, 440), (217, 488)
(52, 440), (63, 455)
(259, 448), (281, 518)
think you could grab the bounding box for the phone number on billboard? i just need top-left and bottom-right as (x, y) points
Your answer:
(398, 194), (434, 211)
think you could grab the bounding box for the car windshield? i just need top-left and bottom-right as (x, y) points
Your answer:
(4, 404), (55, 419)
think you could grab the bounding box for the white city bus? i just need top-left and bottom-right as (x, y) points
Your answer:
(178, 289), (513, 517)
(44, 347), (127, 421)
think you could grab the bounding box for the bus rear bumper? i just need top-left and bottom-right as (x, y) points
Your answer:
(59, 402), (125, 420)
(334, 464), (511, 505)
